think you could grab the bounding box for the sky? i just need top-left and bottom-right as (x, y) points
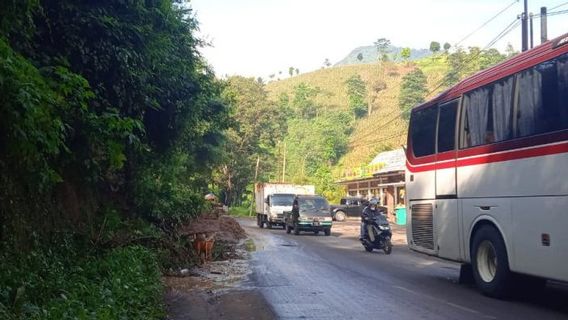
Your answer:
(189, 0), (568, 79)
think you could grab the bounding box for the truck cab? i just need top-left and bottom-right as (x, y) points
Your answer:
(258, 193), (296, 229)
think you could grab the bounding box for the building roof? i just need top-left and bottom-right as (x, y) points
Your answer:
(369, 148), (406, 175)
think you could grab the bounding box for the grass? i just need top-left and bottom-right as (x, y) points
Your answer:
(266, 57), (449, 171)
(229, 206), (253, 217)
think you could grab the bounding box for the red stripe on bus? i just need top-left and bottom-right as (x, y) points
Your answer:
(407, 141), (568, 173)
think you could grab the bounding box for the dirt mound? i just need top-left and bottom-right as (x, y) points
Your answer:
(217, 216), (246, 243)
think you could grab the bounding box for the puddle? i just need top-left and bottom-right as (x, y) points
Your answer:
(245, 238), (256, 252)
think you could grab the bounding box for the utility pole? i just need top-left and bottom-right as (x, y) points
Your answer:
(521, 0), (529, 51)
(529, 13), (534, 49)
(541, 7), (548, 44)
(250, 156), (260, 216)
(281, 142), (286, 183)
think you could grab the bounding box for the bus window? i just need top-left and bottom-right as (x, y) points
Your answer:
(461, 76), (515, 148)
(517, 53), (568, 137)
(410, 106), (437, 157)
(437, 100), (458, 153)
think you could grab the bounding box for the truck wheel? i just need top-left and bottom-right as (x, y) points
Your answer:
(286, 225), (292, 234)
(294, 222), (300, 235)
(335, 211), (346, 222)
(471, 225), (513, 298)
(267, 222), (272, 229)
(259, 217), (264, 229)
(324, 228), (331, 236)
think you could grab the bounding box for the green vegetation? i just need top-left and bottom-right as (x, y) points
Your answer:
(399, 68), (428, 119)
(229, 206), (252, 217)
(345, 75), (368, 118)
(0, 1), (228, 318)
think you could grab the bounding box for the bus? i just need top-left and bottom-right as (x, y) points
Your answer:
(405, 32), (568, 298)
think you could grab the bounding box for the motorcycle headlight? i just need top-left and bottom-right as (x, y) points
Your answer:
(379, 225), (390, 231)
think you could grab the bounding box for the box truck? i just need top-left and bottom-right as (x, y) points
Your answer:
(255, 183), (315, 229)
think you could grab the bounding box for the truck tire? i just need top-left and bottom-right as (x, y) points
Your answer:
(294, 222), (300, 235)
(286, 224), (292, 234)
(335, 211), (346, 222)
(267, 222), (272, 229)
(471, 225), (513, 298)
(258, 215), (264, 228)
(324, 228), (331, 236)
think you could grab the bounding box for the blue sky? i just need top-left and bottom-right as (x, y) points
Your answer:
(189, 0), (568, 78)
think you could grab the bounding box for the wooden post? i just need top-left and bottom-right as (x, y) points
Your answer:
(250, 156), (260, 216)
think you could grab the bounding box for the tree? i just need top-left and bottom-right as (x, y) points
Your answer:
(505, 43), (518, 58)
(324, 58), (332, 67)
(400, 47), (411, 63)
(218, 76), (287, 205)
(430, 41), (441, 54)
(345, 75), (368, 118)
(443, 42), (451, 52)
(269, 74), (275, 80)
(295, 68), (299, 75)
(292, 83), (320, 119)
(374, 38), (391, 61)
(289, 66), (295, 77)
(357, 52), (364, 61)
(399, 68), (428, 119)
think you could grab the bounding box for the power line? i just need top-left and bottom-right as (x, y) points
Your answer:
(351, 17), (522, 150)
(550, 1), (568, 10)
(454, 0), (519, 48)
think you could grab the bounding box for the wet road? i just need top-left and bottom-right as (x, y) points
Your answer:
(239, 218), (568, 320)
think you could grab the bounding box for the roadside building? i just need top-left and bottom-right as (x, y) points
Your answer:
(337, 148), (406, 222)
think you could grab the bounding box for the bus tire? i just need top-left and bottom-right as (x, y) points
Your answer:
(471, 225), (513, 298)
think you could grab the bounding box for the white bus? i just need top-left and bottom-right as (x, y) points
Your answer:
(405, 33), (568, 297)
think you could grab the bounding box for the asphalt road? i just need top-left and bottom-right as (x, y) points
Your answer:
(239, 218), (568, 320)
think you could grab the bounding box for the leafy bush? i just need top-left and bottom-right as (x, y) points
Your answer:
(0, 240), (164, 319)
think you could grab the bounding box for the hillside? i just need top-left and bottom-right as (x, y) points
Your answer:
(335, 46), (431, 66)
(266, 56), (449, 172)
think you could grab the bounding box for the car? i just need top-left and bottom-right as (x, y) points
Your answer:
(284, 195), (333, 236)
(330, 196), (368, 221)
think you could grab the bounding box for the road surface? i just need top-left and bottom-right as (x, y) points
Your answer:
(239, 218), (568, 320)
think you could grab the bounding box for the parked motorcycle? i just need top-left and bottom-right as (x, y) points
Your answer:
(361, 214), (393, 254)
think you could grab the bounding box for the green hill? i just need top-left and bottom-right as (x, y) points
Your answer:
(266, 56), (449, 172)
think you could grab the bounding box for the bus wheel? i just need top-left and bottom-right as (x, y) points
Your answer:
(471, 225), (513, 298)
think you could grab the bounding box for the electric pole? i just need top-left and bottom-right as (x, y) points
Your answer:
(541, 7), (548, 44)
(529, 13), (534, 49)
(522, 0), (528, 51)
(281, 142), (286, 183)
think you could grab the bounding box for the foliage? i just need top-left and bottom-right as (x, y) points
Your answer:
(430, 41), (441, 53)
(443, 42), (451, 52)
(444, 47), (507, 86)
(0, 241), (164, 319)
(229, 206), (251, 217)
(401, 47), (411, 63)
(216, 76), (288, 205)
(357, 53), (364, 61)
(399, 68), (428, 119)
(374, 38), (391, 61)
(345, 75), (368, 118)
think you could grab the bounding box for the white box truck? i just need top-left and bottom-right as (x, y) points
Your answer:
(255, 183), (315, 229)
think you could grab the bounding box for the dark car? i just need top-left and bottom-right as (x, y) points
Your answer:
(330, 196), (368, 221)
(284, 195), (333, 236)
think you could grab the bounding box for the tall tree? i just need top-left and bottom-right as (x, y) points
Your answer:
(400, 47), (411, 63)
(430, 41), (441, 54)
(345, 75), (368, 118)
(443, 42), (451, 52)
(323, 58), (332, 67)
(374, 38), (391, 61)
(289, 66), (295, 77)
(399, 68), (428, 119)
(357, 52), (364, 61)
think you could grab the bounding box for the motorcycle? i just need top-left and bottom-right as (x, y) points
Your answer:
(361, 214), (393, 254)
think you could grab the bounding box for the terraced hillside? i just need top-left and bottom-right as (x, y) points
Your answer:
(266, 56), (450, 172)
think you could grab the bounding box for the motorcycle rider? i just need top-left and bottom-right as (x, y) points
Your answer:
(359, 197), (380, 240)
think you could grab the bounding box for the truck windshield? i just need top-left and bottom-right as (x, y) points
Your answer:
(299, 197), (330, 216)
(271, 194), (295, 206)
